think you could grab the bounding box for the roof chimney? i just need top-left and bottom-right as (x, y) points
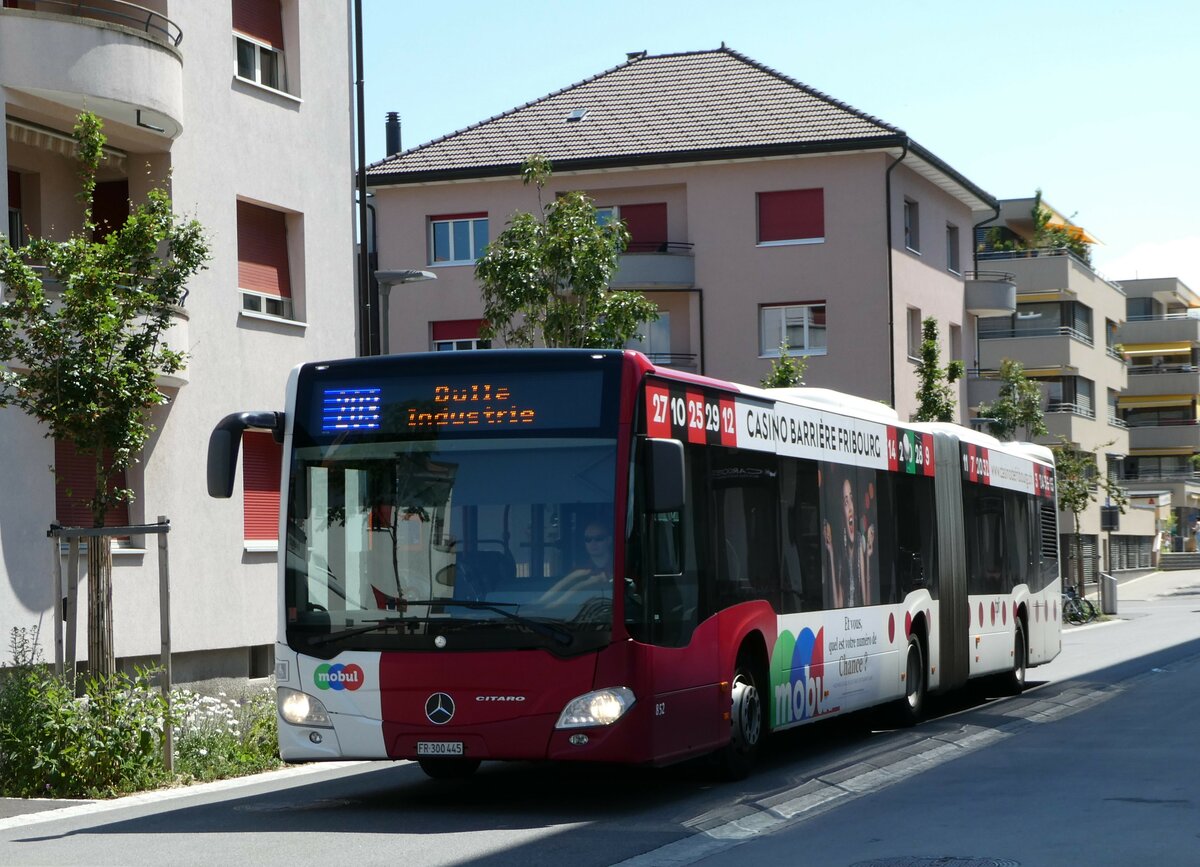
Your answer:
(385, 112), (402, 156)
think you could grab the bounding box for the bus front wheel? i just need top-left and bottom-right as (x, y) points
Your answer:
(719, 657), (765, 780)
(418, 757), (481, 780)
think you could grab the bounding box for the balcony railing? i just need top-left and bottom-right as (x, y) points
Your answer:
(978, 325), (1094, 347)
(1128, 363), (1196, 375)
(3, 0), (182, 47)
(1047, 401), (1095, 419)
(1123, 418), (1199, 429)
(1117, 470), (1200, 483)
(624, 241), (693, 255)
(1124, 311), (1200, 322)
(1108, 414), (1128, 429)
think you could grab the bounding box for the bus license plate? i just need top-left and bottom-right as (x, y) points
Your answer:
(417, 741), (464, 756)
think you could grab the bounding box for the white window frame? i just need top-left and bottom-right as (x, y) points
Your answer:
(907, 307), (923, 359)
(234, 33), (286, 93)
(240, 288), (296, 323)
(904, 198), (920, 253)
(7, 206), (23, 248)
(759, 303), (827, 357)
(946, 223), (961, 274)
(429, 216), (488, 266)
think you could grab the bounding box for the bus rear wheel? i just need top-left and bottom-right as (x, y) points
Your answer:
(418, 757), (481, 780)
(890, 635), (926, 727)
(719, 657), (765, 780)
(1003, 620), (1027, 695)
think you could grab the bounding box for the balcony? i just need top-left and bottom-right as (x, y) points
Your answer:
(977, 325), (1094, 371)
(1126, 420), (1200, 452)
(976, 247), (1124, 295)
(965, 270), (1016, 317)
(0, 1), (183, 138)
(1119, 312), (1200, 347)
(1, 268), (190, 386)
(1124, 364), (1200, 397)
(610, 243), (694, 289)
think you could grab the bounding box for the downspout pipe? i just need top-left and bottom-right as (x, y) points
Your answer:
(353, 0), (373, 356)
(884, 141), (909, 410)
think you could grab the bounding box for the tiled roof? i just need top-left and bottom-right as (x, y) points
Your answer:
(367, 47), (906, 183)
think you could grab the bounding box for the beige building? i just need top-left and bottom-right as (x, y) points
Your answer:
(973, 197), (1157, 578)
(1116, 276), (1200, 548)
(366, 47), (1006, 422)
(1, 1), (356, 677)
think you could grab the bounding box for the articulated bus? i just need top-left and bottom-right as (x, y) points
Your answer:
(207, 349), (1062, 779)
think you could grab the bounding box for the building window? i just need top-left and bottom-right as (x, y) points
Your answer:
(233, 0), (286, 92)
(625, 311), (672, 360)
(904, 199), (920, 252)
(6, 169), (22, 248)
(431, 319), (491, 351)
(243, 431), (281, 545)
(946, 224), (960, 273)
(759, 303), (827, 356)
(429, 213), (488, 265)
(757, 189), (824, 246)
(907, 307), (922, 358)
(596, 202), (668, 252)
(950, 323), (962, 367)
(237, 200), (296, 321)
(54, 439), (129, 530)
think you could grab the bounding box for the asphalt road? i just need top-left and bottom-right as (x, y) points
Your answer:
(3, 569), (1198, 867)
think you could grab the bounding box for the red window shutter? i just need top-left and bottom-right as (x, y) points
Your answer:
(232, 0), (284, 47)
(92, 180), (129, 241)
(428, 212), (487, 222)
(7, 170), (20, 209)
(237, 200), (291, 298)
(243, 431), (281, 541)
(53, 440), (129, 529)
(758, 189), (825, 243)
(431, 319), (485, 341)
(620, 203), (668, 252)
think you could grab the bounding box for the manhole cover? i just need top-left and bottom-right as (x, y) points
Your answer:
(852, 859), (1019, 867)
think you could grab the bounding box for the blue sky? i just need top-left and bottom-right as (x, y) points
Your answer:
(361, 0), (1199, 290)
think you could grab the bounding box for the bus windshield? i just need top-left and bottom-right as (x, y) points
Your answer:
(284, 436), (617, 655)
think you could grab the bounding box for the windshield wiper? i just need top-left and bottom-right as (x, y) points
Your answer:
(402, 600), (574, 647)
(306, 616), (411, 647)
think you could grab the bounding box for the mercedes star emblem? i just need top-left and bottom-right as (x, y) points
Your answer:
(425, 692), (455, 725)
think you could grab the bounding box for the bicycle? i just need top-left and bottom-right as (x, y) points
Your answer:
(1062, 583), (1098, 624)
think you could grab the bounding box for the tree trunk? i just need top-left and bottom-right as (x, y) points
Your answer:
(87, 535), (115, 679)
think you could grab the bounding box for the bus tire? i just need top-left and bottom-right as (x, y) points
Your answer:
(418, 757), (481, 780)
(719, 655), (766, 780)
(890, 634), (926, 727)
(1003, 619), (1027, 695)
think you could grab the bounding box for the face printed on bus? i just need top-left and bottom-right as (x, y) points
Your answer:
(842, 478), (856, 537)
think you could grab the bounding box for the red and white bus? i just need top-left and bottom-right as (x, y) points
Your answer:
(207, 349), (1061, 779)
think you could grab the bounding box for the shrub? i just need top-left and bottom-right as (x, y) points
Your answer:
(0, 627), (169, 798)
(171, 686), (281, 783)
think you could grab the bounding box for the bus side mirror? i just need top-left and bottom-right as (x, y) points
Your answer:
(645, 437), (685, 513)
(207, 411), (284, 498)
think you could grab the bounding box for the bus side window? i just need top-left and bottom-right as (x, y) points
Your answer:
(710, 448), (781, 612)
(780, 459), (822, 612)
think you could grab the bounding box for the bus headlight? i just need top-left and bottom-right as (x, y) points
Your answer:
(278, 687), (333, 727)
(555, 687), (635, 729)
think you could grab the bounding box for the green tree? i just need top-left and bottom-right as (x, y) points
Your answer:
(475, 155), (658, 348)
(760, 339), (807, 388)
(976, 358), (1048, 441)
(1053, 438), (1128, 596)
(0, 113), (210, 677)
(912, 316), (964, 422)
(984, 189), (1092, 266)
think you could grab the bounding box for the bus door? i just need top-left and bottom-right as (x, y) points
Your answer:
(631, 439), (722, 762)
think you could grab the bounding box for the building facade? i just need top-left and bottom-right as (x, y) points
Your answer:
(366, 48), (1005, 423)
(973, 197), (1158, 578)
(1, 0), (356, 678)
(1117, 277), (1200, 549)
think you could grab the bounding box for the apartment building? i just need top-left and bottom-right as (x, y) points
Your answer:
(1117, 277), (1200, 547)
(365, 47), (1006, 422)
(1, 1), (356, 678)
(973, 197), (1157, 578)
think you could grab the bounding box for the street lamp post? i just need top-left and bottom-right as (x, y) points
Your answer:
(374, 269), (437, 355)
